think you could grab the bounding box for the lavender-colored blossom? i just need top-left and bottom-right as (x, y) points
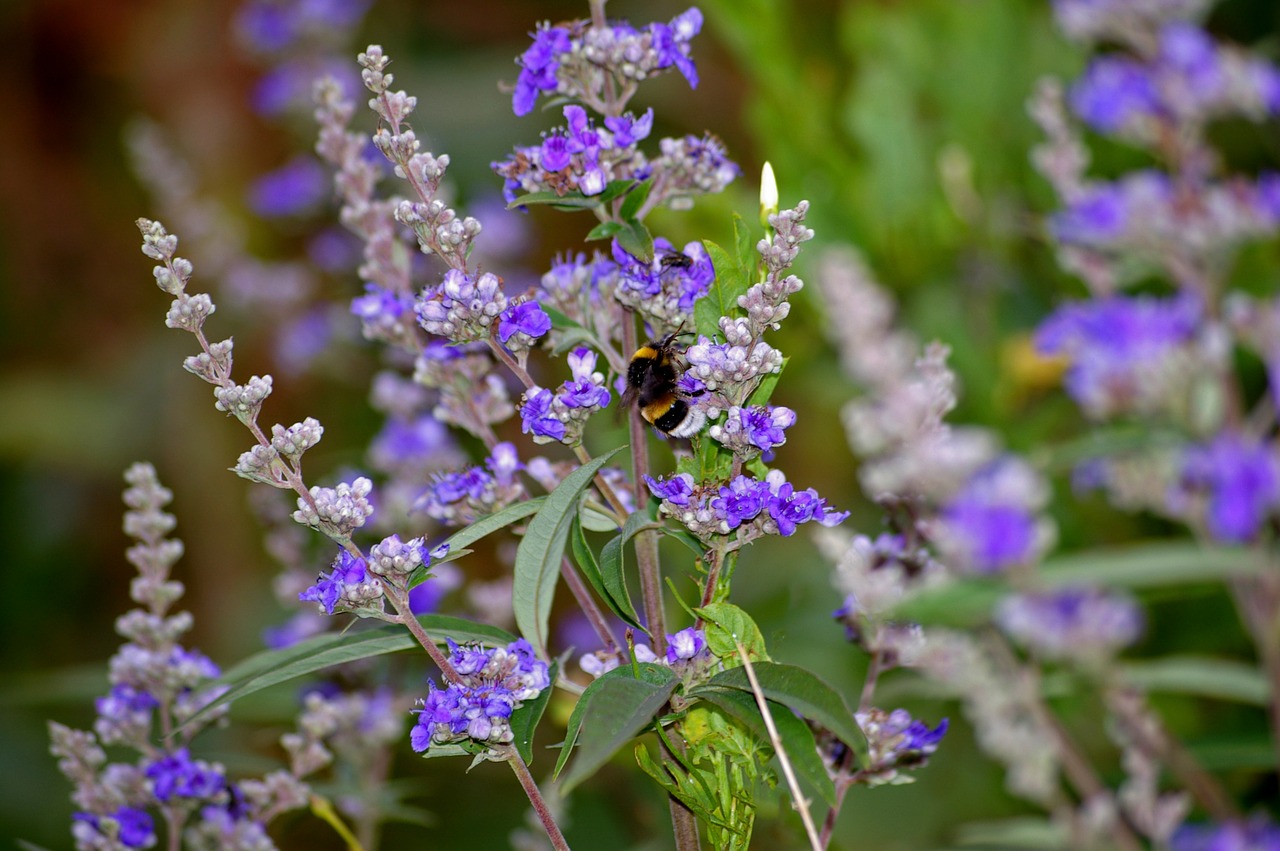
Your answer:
(248, 156), (328, 218)
(1052, 182), (1132, 244)
(145, 748), (226, 802)
(710, 405), (796, 455)
(520, 386), (566, 442)
(497, 300), (552, 348)
(605, 108), (655, 148)
(1070, 56), (1161, 131)
(558, 347), (611, 410)
(72, 807), (156, 849)
(1177, 432), (1280, 543)
(1036, 293), (1200, 418)
(854, 707), (948, 785)
(648, 7), (704, 88)
(417, 269), (509, 343)
(299, 549), (380, 615)
(645, 472), (695, 506)
(665, 627), (708, 664)
(711, 475), (771, 530)
(512, 24), (572, 115)
(936, 461), (1045, 573)
(766, 472), (849, 537)
(997, 586), (1143, 662)
(1171, 816), (1280, 851)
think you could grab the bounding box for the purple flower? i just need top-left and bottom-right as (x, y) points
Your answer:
(1053, 184), (1129, 244)
(1036, 293), (1200, 415)
(540, 133), (571, 172)
(1178, 433), (1280, 543)
(299, 550), (370, 615)
(937, 461), (1043, 573)
(1070, 56), (1161, 132)
(247, 156), (328, 218)
(712, 405), (796, 454)
(1159, 22), (1224, 103)
(996, 586), (1143, 661)
(520, 387), (565, 441)
(95, 684), (158, 728)
(513, 24), (571, 115)
(73, 807), (155, 849)
(498, 301), (552, 345)
(712, 475), (770, 530)
(855, 707), (948, 779)
(145, 748), (225, 802)
(645, 472), (695, 506)
(369, 414), (453, 471)
(1171, 816), (1280, 851)
(766, 473), (848, 536)
(559, 348), (611, 410)
(666, 627), (708, 664)
(649, 7), (703, 88)
(605, 108), (655, 148)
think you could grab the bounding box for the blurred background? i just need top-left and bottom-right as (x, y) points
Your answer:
(2, 0), (1279, 848)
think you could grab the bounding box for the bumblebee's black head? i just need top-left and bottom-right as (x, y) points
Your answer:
(625, 332), (705, 438)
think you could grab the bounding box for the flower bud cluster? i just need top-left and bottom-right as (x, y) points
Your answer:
(708, 404), (795, 458)
(646, 470), (847, 544)
(292, 476), (374, 537)
(358, 45), (480, 271)
(299, 549), (384, 615)
(417, 442), (524, 526)
(538, 251), (624, 333)
(611, 237), (714, 330)
(409, 639), (550, 754)
(416, 269), (509, 344)
(518, 349), (612, 446)
(281, 688), (404, 778)
(650, 134), (740, 209)
(1052, 0), (1210, 46)
(214, 375), (274, 425)
(511, 9), (704, 117)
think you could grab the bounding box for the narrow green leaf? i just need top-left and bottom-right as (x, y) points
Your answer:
(597, 507), (655, 631)
(507, 190), (601, 211)
(585, 221), (626, 242)
(443, 497), (547, 552)
(511, 661), (559, 764)
(694, 686), (835, 806)
(954, 817), (1064, 849)
(569, 516), (642, 630)
(406, 548), (472, 590)
(188, 616), (517, 727)
(513, 447), (626, 656)
(1040, 542), (1266, 588)
(619, 178), (654, 220)
(659, 525), (706, 560)
(701, 662), (868, 766)
(696, 602), (769, 663)
(596, 179), (636, 205)
(555, 663), (678, 793)
(540, 304), (579, 331)
(615, 218), (654, 263)
(1119, 656), (1270, 706)
(578, 499), (620, 532)
(885, 578), (1004, 628)
(694, 239), (749, 338)
(731, 213), (757, 274)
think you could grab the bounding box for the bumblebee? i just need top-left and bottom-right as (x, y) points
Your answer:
(625, 332), (706, 438)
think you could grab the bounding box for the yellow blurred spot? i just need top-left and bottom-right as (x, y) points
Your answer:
(1002, 333), (1068, 393)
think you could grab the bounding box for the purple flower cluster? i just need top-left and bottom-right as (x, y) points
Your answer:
(665, 627), (710, 665)
(1070, 23), (1280, 137)
(248, 155), (329, 219)
(709, 404), (796, 457)
(351, 283), (417, 346)
(996, 586), (1143, 662)
(146, 747), (227, 801)
(299, 549), (381, 615)
(646, 470), (847, 541)
(519, 349), (612, 446)
(1171, 816), (1280, 851)
(1036, 292), (1202, 418)
(935, 460), (1046, 574)
(538, 251), (621, 325)
(410, 639), (550, 753)
(72, 807), (155, 849)
(512, 9), (703, 116)
(417, 442), (524, 526)
(416, 269), (509, 344)
(854, 707), (948, 785)
(611, 237), (715, 329)
(1174, 432), (1280, 543)
(497, 300), (552, 351)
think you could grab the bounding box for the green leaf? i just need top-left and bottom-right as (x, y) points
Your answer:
(596, 179), (636, 205)
(510, 661), (559, 764)
(406, 548), (472, 590)
(731, 213), (757, 273)
(619, 178), (654, 221)
(696, 602), (770, 663)
(443, 498), (547, 552)
(694, 686), (836, 806)
(513, 447), (626, 656)
(699, 662), (868, 766)
(1039, 542), (1266, 588)
(1119, 656), (1270, 706)
(188, 616), (517, 727)
(585, 221), (626, 242)
(659, 525), (706, 560)
(615, 218), (654, 263)
(507, 191), (602, 211)
(694, 239), (750, 339)
(555, 663), (678, 794)
(596, 509), (651, 632)
(953, 817), (1064, 849)
(578, 499), (620, 533)
(685, 433), (733, 483)
(745, 356), (787, 407)
(540, 304), (580, 331)
(570, 516), (643, 631)
(885, 578), (1004, 628)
